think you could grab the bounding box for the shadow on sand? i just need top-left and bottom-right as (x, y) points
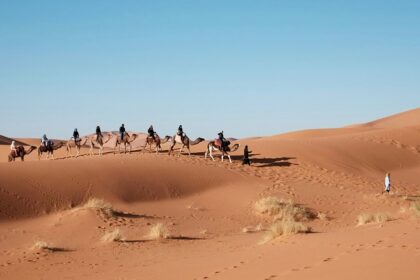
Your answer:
(252, 157), (297, 168)
(112, 211), (156, 219)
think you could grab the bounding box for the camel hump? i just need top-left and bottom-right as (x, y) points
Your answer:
(215, 139), (222, 147)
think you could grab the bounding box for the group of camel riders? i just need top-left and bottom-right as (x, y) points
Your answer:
(10, 125), (252, 165)
(34, 124), (228, 150)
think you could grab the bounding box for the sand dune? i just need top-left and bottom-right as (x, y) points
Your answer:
(0, 109), (420, 279)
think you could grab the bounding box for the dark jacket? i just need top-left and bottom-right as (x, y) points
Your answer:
(73, 131), (79, 139)
(119, 126), (125, 134)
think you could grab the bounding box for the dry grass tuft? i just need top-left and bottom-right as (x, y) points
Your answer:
(411, 201), (420, 216)
(254, 197), (311, 222)
(317, 212), (328, 221)
(243, 224), (264, 234)
(260, 219), (310, 244)
(31, 241), (50, 251)
(147, 223), (170, 240)
(83, 198), (114, 218)
(101, 228), (124, 243)
(357, 212), (392, 226)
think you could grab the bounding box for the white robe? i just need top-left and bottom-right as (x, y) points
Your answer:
(385, 175), (391, 192)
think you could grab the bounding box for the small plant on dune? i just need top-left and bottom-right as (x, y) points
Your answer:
(83, 198), (114, 218)
(101, 228), (124, 243)
(260, 219), (310, 244)
(254, 197), (314, 243)
(317, 212), (328, 221)
(411, 201), (420, 216)
(243, 224), (264, 234)
(254, 196), (312, 222)
(147, 223), (170, 240)
(357, 212), (392, 226)
(31, 241), (50, 251)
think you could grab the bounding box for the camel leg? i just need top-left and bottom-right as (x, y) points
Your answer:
(227, 154), (232, 163)
(221, 153), (224, 162)
(209, 148), (215, 161)
(168, 143), (175, 155)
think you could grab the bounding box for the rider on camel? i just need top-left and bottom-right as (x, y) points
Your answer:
(73, 128), (80, 143)
(41, 134), (49, 148)
(119, 124), (126, 141)
(218, 131), (227, 151)
(10, 140), (17, 156)
(148, 125), (156, 141)
(177, 125), (185, 141)
(96, 126), (103, 141)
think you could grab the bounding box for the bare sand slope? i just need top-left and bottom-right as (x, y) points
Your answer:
(0, 109), (420, 279)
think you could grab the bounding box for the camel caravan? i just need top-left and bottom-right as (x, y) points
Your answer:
(7, 124), (243, 164)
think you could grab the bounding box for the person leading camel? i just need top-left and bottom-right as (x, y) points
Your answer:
(148, 125), (156, 141)
(242, 145), (252, 165)
(96, 125), (103, 141)
(119, 124), (126, 141)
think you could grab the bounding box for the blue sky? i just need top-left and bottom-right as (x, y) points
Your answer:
(0, 0), (419, 139)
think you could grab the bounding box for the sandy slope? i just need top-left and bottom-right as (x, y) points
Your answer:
(0, 109), (420, 279)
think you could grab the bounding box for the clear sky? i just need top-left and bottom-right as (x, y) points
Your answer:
(1, 0), (419, 139)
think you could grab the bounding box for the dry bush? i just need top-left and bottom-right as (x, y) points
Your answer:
(243, 224), (264, 234)
(357, 212), (392, 226)
(260, 219), (310, 244)
(101, 228), (124, 243)
(147, 223), (170, 240)
(31, 241), (50, 251)
(411, 201), (420, 216)
(317, 212), (328, 221)
(83, 198), (114, 218)
(254, 197), (311, 222)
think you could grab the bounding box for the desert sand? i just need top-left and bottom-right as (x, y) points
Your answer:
(1, 108), (420, 280)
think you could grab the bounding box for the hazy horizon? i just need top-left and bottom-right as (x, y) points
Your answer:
(1, 1), (419, 139)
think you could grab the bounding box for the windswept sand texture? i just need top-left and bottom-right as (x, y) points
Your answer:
(1, 109), (420, 279)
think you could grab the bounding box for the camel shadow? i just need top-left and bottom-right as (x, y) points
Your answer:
(112, 211), (156, 219)
(252, 157), (297, 168)
(44, 247), (74, 253)
(120, 239), (152, 244)
(168, 236), (206, 241)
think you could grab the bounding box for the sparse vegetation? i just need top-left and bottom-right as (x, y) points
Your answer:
(317, 212), (328, 221)
(254, 197), (311, 222)
(31, 241), (50, 251)
(357, 212), (392, 226)
(147, 223), (170, 240)
(411, 201), (420, 216)
(243, 224), (264, 234)
(83, 198), (114, 218)
(254, 196), (313, 243)
(101, 228), (124, 243)
(260, 219), (310, 244)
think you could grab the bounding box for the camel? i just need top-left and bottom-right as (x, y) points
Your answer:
(142, 134), (171, 154)
(88, 133), (112, 156)
(8, 145), (37, 162)
(205, 140), (240, 163)
(66, 137), (89, 158)
(168, 134), (205, 156)
(38, 140), (65, 160)
(114, 132), (138, 154)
